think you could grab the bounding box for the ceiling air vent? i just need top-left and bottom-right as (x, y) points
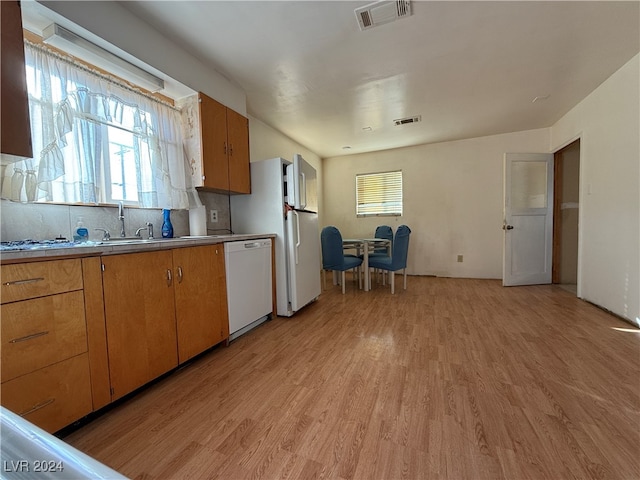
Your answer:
(393, 115), (421, 126)
(355, 1), (412, 31)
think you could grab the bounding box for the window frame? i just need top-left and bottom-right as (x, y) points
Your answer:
(14, 40), (190, 209)
(355, 170), (403, 218)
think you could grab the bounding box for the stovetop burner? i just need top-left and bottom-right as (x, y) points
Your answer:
(0, 239), (79, 251)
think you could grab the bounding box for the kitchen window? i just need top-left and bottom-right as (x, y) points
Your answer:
(355, 170), (403, 217)
(1, 41), (191, 209)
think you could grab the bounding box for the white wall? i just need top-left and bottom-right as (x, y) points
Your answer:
(248, 116), (324, 223)
(550, 54), (639, 324)
(323, 128), (550, 279)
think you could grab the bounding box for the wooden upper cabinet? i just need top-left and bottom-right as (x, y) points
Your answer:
(227, 108), (251, 194)
(1, 0), (33, 159)
(198, 92), (250, 194)
(199, 93), (229, 191)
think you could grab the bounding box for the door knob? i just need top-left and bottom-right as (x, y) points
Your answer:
(503, 224), (514, 230)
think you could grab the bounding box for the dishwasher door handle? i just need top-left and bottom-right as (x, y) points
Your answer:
(244, 242), (261, 249)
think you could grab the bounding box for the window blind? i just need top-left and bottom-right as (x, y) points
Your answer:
(356, 170), (403, 217)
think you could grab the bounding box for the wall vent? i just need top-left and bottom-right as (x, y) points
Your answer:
(393, 115), (421, 126)
(355, 1), (412, 31)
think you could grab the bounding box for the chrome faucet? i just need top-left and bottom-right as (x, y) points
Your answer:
(95, 228), (110, 241)
(135, 223), (154, 240)
(118, 201), (126, 237)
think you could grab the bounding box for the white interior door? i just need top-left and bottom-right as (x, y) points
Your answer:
(503, 153), (554, 286)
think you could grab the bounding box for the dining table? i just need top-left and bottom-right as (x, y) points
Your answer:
(342, 238), (391, 291)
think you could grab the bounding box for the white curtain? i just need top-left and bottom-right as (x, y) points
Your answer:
(1, 43), (193, 209)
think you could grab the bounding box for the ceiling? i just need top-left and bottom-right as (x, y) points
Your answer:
(28, 1), (640, 158)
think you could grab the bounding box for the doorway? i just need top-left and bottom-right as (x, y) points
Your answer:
(552, 139), (580, 294)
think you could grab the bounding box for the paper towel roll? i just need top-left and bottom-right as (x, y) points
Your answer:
(189, 205), (207, 236)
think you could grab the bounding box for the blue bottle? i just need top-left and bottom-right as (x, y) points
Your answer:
(161, 209), (174, 238)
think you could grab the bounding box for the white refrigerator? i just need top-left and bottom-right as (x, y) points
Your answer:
(230, 155), (321, 317)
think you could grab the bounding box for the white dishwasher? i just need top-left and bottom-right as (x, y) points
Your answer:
(225, 238), (273, 341)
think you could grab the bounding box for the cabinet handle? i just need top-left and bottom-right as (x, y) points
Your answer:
(177, 266), (183, 283)
(19, 398), (55, 417)
(9, 331), (49, 344)
(3, 277), (44, 286)
(166, 269), (173, 286)
(223, 141), (227, 155)
(229, 143), (233, 156)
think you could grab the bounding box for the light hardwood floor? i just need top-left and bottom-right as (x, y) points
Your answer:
(64, 277), (640, 480)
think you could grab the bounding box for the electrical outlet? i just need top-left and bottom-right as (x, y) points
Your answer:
(210, 209), (218, 223)
(457, 254), (463, 263)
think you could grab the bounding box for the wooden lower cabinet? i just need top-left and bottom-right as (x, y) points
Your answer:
(0, 258), (92, 434)
(101, 250), (178, 401)
(101, 246), (229, 400)
(0, 244), (231, 432)
(174, 244), (229, 363)
(1, 354), (93, 433)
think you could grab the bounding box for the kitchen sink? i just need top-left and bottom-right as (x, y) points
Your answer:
(100, 237), (175, 245)
(179, 235), (227, 239)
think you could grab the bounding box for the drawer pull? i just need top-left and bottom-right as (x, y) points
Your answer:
(9, 331), (49, 343)
(19, 398), (55, 417)
(3, 277), (45, 286)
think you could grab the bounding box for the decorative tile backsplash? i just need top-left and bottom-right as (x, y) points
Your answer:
(0, 190), (231, 242)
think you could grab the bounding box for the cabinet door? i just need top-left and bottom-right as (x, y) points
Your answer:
(199, 92), (229, 191)
(174, 245), (229, 363)
(1, 0), (32, 158)
(227, 108), (251, 194)
(101, 251), (178, 400)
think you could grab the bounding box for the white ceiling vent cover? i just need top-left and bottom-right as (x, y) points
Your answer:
(393, 115), (421, 126)
(355, 1), (412, 31)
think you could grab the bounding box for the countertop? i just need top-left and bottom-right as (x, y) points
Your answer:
(0, 234), (276, 264)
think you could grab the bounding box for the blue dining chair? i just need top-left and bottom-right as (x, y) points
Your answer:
(321, 226), (363, 294)
(366, 225), (393, 285)
(372, 225), (393, 255)
(368, 225), (411, 294)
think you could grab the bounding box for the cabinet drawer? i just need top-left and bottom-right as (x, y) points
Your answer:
(1, 353), (93, 433)
(1, 259), (83, 304)
(1, 291), (87, 382)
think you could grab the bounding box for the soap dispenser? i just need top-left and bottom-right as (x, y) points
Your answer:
(74, 216), (89, 242)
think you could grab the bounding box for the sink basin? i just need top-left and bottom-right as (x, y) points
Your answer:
(101, 237), (163, 244)
(179, 235), (228, 239)
(104, 237), (145, 242)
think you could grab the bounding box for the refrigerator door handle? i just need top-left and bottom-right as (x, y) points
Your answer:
(293, 210), (301, 265)
(300, 172), (307, 210)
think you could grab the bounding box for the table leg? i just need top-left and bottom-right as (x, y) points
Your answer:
(364, 241), (370, 291)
